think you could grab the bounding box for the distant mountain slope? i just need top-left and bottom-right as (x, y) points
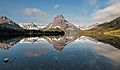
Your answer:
(43, 15), (80, 32)
(0, 16), (23, 31)
(94, 16), (120, 30)
(82, 16), (120, 37)
(19, 23), (39, 30)
(19, 23), (46, 30)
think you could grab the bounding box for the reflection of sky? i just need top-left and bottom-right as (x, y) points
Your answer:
(74, 36), (100, 44)
(0, 36), (120, 70)
(91, 43), (120, 63)
(67, 36), (120, 69)
(19, 42), (52, 57)
(73, 36), (120, 65)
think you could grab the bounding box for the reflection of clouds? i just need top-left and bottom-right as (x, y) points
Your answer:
(74, 36), (120, 66)
(92, 43), (120, 64)
(25, 47), (50, 57)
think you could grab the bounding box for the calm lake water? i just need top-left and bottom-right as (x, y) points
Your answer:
(0, 35), (120, 70)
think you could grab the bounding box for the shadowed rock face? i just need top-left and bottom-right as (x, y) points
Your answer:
(0, 16), (14, 24)
(0, 43), (12, 50)
(0, 37), (23, 50)
(0, 16), (23, 30)
(43, 15), (80, 32)
(90, 16), (120, 31)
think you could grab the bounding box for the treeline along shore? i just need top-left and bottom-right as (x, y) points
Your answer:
(0, 27), (65, 37)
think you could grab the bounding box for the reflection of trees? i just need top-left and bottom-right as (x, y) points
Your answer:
(1, 33), (119, 52)
(86, 35), (120, 49)
(0, 37), (23, 50)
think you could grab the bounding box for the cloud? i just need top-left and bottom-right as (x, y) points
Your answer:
(92, 0), (120, 23)
(108, 0), (120, 4)
(23, 8), (47, 18)
(18, 17), (39, 20)
(54, 5), (59, 8)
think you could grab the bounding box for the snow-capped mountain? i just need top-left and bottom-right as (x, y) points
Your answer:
(43, 15), (80, 31)
(74, 24), (88, 30)
(19, 23), (39, 30)
(76, 23), (100, 30)
(0, 16), (15, 24)
(19, 23), (46, 30)
(87, 23), (100, 30)
(0, 16), (23, 30)
(37, 25), (46, 29)
(74, 24), (81, 29)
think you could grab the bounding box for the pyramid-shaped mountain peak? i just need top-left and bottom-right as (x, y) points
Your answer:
(43, 14), (80, 31)
(53, 15), (67, 23)
(54, 14), (64, 19)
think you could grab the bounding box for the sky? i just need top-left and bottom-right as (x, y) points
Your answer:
(0, 0), (120, 26)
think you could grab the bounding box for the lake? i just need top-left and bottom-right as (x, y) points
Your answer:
(0, 35), (120, 70)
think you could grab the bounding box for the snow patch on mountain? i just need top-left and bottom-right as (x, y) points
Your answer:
(0, 16), (23, 30)
(19, 23), (46, 30)
(43, 15), (80, 31)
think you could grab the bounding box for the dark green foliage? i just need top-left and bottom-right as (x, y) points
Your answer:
(89, 35), (120, 49)
(0, 25), (65, 37)
(97, 17), (120, 30)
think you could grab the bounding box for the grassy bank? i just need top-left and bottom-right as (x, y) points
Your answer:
(104, 30), (120, 37)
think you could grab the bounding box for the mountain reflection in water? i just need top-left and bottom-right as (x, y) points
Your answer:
(0, 35), (120, 70)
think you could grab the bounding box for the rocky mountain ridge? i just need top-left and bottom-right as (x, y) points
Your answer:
(43, 15), (80, 32)
(0, 16), (23, 30)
